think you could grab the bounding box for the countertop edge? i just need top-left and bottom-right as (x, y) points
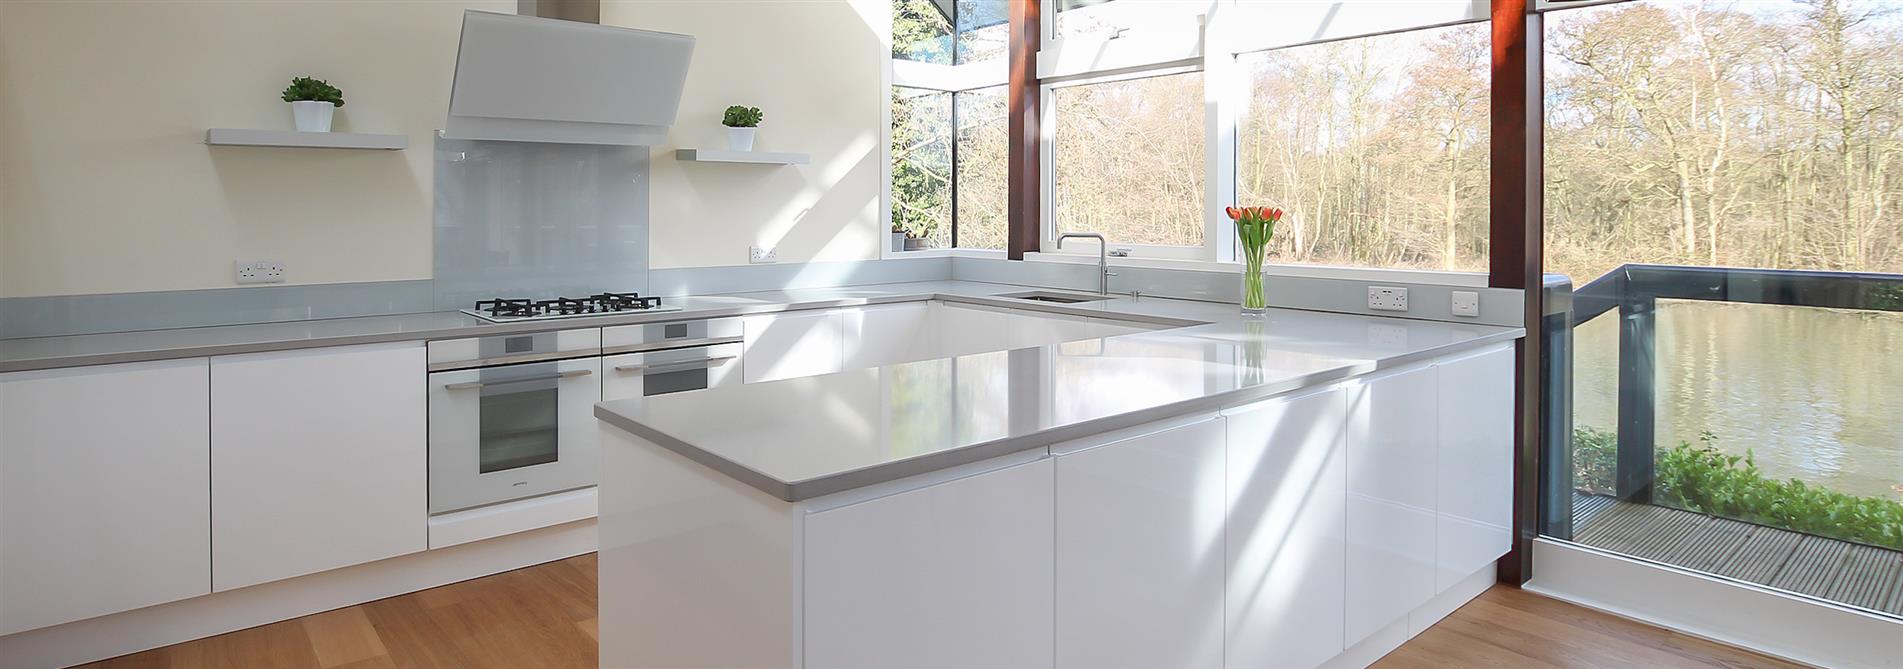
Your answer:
(0, 290), (936, 373)
(595, 329), (1524, 503)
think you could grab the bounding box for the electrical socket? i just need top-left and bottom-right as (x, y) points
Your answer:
(1367, 285), (1408, 312)
(1451, 291), (1481, 317)
(234, 259), (286, 285)
(749, 245), (778, 264)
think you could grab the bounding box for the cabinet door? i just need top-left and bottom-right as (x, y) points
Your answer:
(742, 310), (843, 383)
(1434, 345), (1515, 591)
(1344, 366), (1439, 646)
(1224, 388), (1347, 669)
(804, 459), (1054, 669)
(841, 302), (931, 369)
(1055, 419), (1225, 669)
(0, 359), (211, 635)
(212, 343), (426, 591)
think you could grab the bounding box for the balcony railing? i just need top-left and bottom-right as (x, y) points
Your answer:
(1542, 263), (1903, 616)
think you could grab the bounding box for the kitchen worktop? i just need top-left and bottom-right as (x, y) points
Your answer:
(0, 281), (1156, 373)
(593, 292), (1522, 501)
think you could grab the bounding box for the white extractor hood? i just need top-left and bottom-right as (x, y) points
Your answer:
(444, 11), (695, 146)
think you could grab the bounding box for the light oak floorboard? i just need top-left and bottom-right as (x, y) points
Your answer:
(78, 557), (1800, 669)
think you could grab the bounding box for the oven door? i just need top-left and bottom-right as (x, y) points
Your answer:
(427, 356), (601, 514)
(602, 341), (742, 402)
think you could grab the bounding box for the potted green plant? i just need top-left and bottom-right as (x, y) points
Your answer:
(891, 223), (908, 253)
(722, 105), (762, 151)
(282, 76), (345, 132)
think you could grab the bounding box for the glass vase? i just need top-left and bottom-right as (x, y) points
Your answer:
(1240, 249), (1268, 315)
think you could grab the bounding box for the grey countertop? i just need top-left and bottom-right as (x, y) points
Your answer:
(0, 281), (1082, 373)
(593, 288), (1523, 502)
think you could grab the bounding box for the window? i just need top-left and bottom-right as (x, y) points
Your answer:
(955, 86), (1009, 249)
(891, 87), (952, 249)
(1052, 71), (1206, 249)
(888, 0), (1009, 252)
(1236, 22), (1491, 271)
(1539, 0), (1903, 619)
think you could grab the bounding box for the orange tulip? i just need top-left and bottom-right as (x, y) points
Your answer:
(1225, 206), (1242, 220)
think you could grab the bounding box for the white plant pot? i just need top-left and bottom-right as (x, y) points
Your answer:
(291, 100), (336, 132)
(726, 126), (756, 152)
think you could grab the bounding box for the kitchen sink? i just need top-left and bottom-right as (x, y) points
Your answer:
(999, 291), (1110, 304)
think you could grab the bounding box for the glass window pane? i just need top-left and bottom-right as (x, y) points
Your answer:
(1542, 0), (1903, 616)
(1236, 23), (1491, 271)
(893, 0), (952, 64)
(894, 0), (1008, 65)
(955, 0), (1009, 65)
(1053, 71), (1206, 247)
(892, 87), (952, 250)
(955, 86), (1008, 250)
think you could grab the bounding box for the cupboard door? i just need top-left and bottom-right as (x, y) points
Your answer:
(0, 359), (211, 635)
(1434, 345), (1515, 591)
(1344, 366), (1439, 646)
(841, 302), (932, 369)
(1224, 389), (1348, 669)
(211, 343), (426, 591)
(742, 310), (843, 383)
(804, 459), (1054, 669)
(1055, 419), (1225, 669)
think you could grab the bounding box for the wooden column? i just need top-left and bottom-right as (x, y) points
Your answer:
(1006, 0), (1042, 260)
(1491, 0), (1544, 586)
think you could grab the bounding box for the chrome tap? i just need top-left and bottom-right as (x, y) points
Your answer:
(1057, 232), (1117, 296)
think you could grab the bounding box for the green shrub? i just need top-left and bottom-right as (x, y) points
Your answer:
(1574, 426), (1903, 550)
(1573, 426), (1618, 495)
(722, 105), (762, 128)
(281, 76), (344, 107)
(1654, 441), (1903, 550)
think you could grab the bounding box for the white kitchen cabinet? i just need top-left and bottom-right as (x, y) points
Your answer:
(1343, 365), (1440, 646)
(1224, 388), (1348, 669)
(1055, 418), (1226, 669)
(211, 343), (426, 592)
(742, 309), (843, 383)
(803, 458), (1055, 669)
(1433, 345), (1515, 592)
(0, 359), (211, 635)
(841, 302), (931, 369)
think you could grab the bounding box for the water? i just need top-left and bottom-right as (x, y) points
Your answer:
(1573, 300), (1903, 500)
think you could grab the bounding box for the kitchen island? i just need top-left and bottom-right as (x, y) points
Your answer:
(594, 295), (1521, 669)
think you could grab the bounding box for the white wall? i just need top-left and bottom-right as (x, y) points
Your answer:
(602, 0), (886, 269)
(0, 0), (513, 298)
(0, 1), (889, 299)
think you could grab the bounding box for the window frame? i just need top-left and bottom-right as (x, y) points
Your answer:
(1030, 0), (1496, 279)
(884, 2), (1013, 258)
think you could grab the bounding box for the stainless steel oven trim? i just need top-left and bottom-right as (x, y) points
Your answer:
(443, 368), (594, 390)
(600, 335), (743, 356)
(426, 349), (597, 372)
(611, 354), (736, 374)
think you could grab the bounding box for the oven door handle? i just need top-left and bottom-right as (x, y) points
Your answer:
(613, 354), (738, 375)
(443, 368), (593, 391)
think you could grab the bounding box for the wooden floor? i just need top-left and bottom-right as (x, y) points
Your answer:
(1574, 492), (1903, 616)
(77, 552), (1802, 669)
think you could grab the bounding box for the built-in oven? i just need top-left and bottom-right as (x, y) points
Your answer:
(601, 318), (744, 401)
(426, 328), (602, 514)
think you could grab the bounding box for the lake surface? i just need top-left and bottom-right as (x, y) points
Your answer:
(1573, 300), (1903, 500)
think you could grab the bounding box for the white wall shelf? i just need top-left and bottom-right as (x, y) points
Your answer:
(204, 129), (408, 150)
(675, 148), (808, 165)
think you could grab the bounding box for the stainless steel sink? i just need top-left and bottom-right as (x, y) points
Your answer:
(999, 291), (1111, 304)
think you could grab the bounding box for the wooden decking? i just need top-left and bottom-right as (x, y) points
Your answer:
(1573, 492), (1903, 616)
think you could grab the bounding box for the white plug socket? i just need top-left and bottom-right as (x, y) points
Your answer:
(749, 245), (779, 264)
(1451, 291), (1481, 317)
(235, 259), (286, 285)
(1367, 286), (1408, 312)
